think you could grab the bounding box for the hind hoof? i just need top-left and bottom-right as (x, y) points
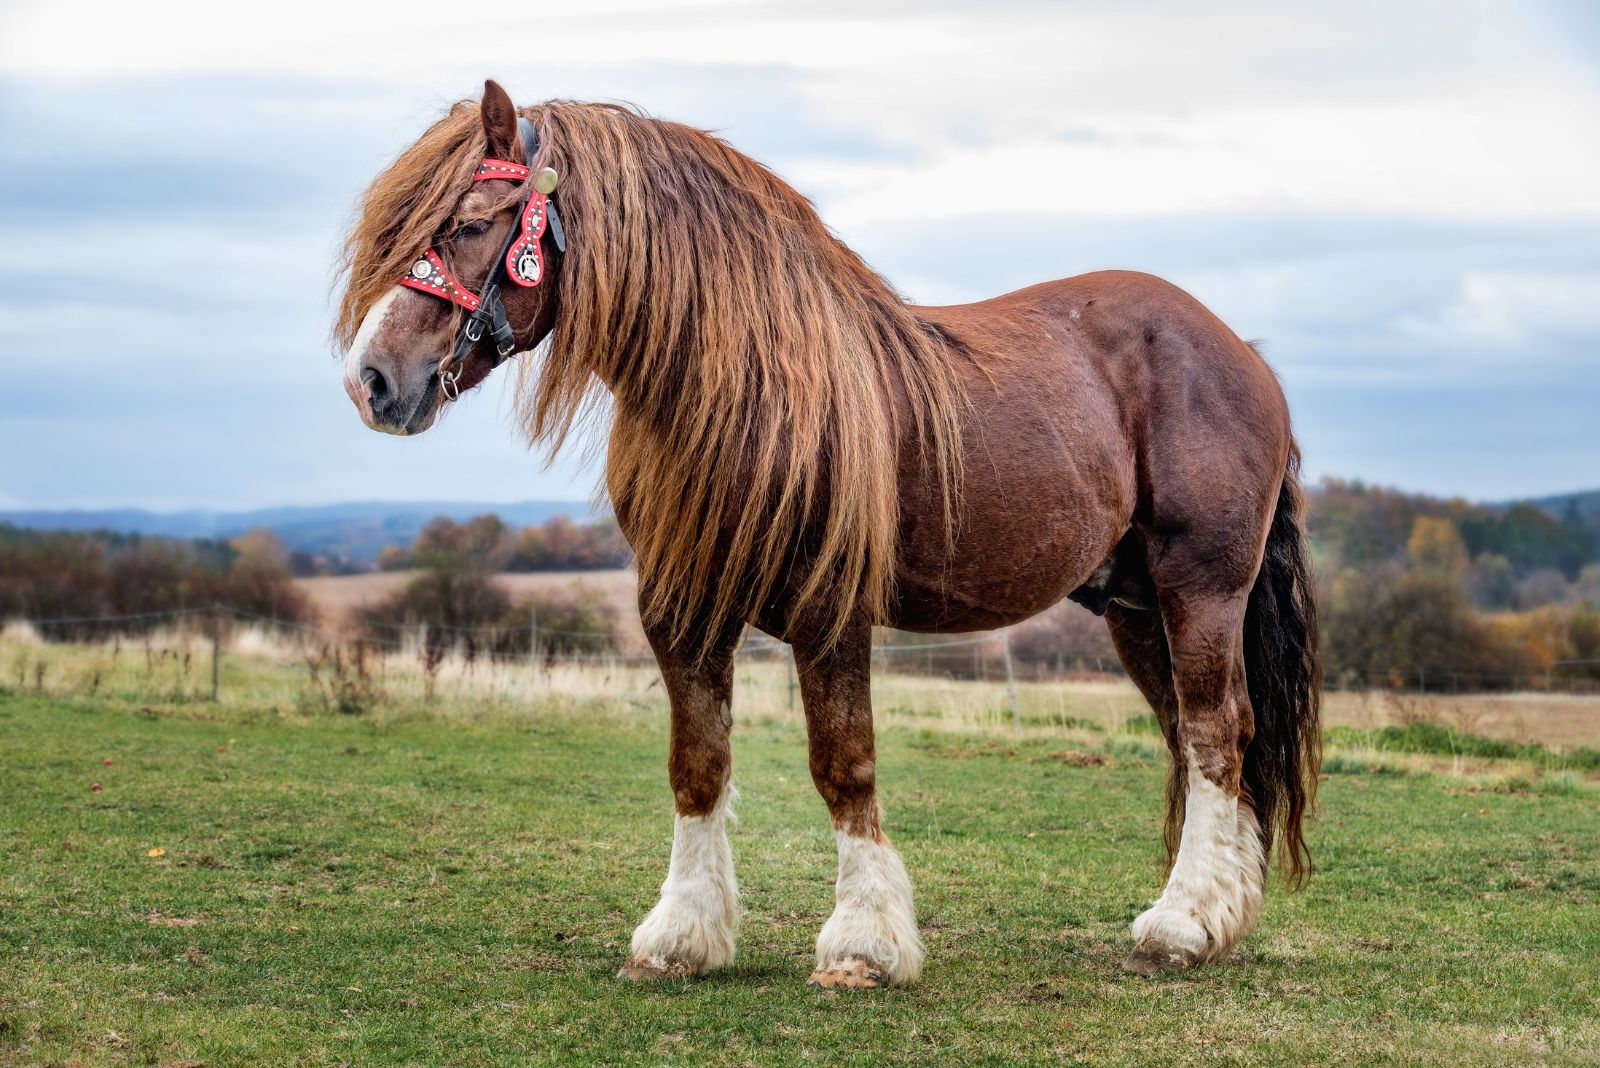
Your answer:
(807, 957), (888, 990)
(1123, 941), (1200, 977)
(618, 956), (698, 982)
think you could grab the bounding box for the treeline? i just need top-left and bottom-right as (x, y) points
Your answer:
(1308, 482), (1600, 687)
(0, 524), (310, 636)
(376, 514), (629, 573)
(1311, 479), (1598, 598)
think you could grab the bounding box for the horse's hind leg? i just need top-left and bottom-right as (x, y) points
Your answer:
(1122, 578), (1266, 975)
(1105, 603), (1184, 863)
(618, 617), (742, 981)
(793, 612), (923, 989)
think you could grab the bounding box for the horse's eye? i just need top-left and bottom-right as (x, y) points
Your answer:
(450, 220), (490, 240)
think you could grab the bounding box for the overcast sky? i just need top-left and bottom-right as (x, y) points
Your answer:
(1, 0), (1596, 510)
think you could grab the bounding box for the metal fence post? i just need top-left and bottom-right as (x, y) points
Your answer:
(1001, 628), (1020, 737)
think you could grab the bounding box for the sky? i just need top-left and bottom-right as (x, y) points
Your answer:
(1, 0), (1597, 510)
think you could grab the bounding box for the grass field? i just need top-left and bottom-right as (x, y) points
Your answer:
(4, 662), (1600, 1067)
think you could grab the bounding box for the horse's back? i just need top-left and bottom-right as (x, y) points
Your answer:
(889, 271), (1292, 630)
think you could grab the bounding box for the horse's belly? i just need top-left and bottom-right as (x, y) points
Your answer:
(888, 468), (1132, 633)
(885, 346), (1139, 632)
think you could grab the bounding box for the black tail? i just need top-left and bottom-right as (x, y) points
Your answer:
(1242, 445), (1322, 886)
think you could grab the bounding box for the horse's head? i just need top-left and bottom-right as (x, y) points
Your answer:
(337, 80), (561, 435)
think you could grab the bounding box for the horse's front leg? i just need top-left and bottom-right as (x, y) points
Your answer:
(794, 613), (924, 989)
(618, 619), (742, 981)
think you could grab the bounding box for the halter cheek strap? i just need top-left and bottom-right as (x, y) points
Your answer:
(397, 115), (566, 399)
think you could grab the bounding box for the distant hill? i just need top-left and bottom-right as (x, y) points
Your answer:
(0, 500), (592, 567)
(1516, 488), (1600, 521)
(6, 483), (1594, 572)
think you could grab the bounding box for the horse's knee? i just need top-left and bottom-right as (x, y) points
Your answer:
(809, 750), (877, 827)
(669, 739), (732, 816)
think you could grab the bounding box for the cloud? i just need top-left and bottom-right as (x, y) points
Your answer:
(0, 0), (1596, 508)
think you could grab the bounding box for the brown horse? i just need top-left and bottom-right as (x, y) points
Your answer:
(336, 81), (1321, 988)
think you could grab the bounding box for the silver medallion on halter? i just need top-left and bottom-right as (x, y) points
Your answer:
(516, 249), (541, 283)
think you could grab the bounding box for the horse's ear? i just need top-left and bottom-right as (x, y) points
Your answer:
(481, 79), (519, 159)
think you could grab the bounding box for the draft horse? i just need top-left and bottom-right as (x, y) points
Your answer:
(336, 81), (1321, 987)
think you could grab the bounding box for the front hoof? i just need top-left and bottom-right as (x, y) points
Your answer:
(807, 957), (889, 990)
(618, 956), (698, 982)
(1122, 941), (1200, 977)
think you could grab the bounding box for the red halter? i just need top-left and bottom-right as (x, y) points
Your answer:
(398, 157), (552, 311)
(392, 114), (567, 401)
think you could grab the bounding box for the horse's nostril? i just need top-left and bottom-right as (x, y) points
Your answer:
(361, 366), (388, 402)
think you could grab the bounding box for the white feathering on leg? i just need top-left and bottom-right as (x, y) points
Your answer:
(1131, 748), (1265, 962)
(814, 829), (924, 985)
(626, 784), (739, 974)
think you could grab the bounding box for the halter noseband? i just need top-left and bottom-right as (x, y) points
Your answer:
(399, 115), (567, 400)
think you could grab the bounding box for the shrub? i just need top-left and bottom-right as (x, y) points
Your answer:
(499, 587), (619, 656)
(1516, 568), (1571, 610)
(357, 569), (617, 658)
(1322, 567), (1528, 687)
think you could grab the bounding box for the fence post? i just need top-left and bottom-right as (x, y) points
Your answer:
(210, 603), (221, 702)
(1001, 628), (1020, 737)
(528, 603), (539, 677)
(788, 651), (797, 715)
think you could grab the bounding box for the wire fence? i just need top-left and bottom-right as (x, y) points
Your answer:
(4, 603), (1600, 706)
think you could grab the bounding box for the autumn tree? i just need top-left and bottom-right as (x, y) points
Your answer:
(1407, 516), (1468, 580)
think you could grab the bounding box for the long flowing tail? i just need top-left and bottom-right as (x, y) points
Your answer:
(1242, 445), (1323, 885)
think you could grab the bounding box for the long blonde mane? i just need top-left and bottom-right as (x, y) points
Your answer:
(338, 100), (968, 655)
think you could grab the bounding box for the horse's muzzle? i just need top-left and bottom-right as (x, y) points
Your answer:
(351, 359), (440, 436)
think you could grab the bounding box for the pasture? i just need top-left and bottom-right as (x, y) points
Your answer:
(3, 641), (1600, 1066)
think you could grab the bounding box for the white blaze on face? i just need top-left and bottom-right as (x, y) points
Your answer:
(1131, 747), (1266, 963)
(342, 286), (404, 421)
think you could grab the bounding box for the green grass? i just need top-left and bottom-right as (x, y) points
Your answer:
(1324, 721), (1600, 772)
(3, 689), (1599, 1066)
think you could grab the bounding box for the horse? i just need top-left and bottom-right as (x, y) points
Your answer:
(335, 80), (1321, 988)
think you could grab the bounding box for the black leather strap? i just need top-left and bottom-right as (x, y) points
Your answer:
(519, 116), (565, 253)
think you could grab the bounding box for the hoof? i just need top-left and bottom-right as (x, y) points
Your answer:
(807, 957), (889, 990)
(1122, 941), (1201, 977)
(617, 956), (698, 982)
